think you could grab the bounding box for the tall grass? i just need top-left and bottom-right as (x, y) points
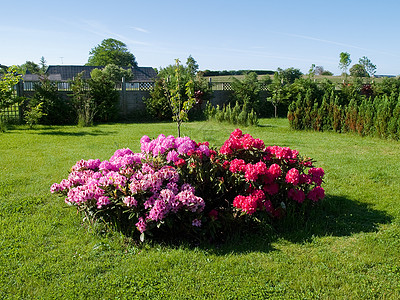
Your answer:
(1, 119), (399, 299)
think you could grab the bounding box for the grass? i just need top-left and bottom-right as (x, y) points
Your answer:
(1, 119), (400, 299)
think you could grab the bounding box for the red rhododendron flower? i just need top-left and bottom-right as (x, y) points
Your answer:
(175, 158), (186, 167)
(307, 186), (325, 202)
(268, 163), (282, 178)
(208, 209), (219, 220)
(288, 188), (306, 203)
(264, 182), (279, 195)
(285, 168), (300, 185)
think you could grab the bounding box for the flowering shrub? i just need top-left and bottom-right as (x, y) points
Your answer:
(51, 129), (325, 241)
(218, 129), (325, 220)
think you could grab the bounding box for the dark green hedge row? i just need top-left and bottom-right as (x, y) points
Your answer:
(288, 89), (400, 140)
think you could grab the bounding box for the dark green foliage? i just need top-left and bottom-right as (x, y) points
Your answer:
(70, 72), (95, 127)
(202, 69), (274, 76)
(388, 99), (400, 139)
(30, 77), (75, 125)
(89, 73), (120, 122)
(207, 101), (258, 127)
(374, 96), (391, 138)
(276, 67), (303, 84)
(144, 78), (172, 121)
(350, 64), (369, 78)
(287, 77), (400, 140)
(230, 72), (261, 113)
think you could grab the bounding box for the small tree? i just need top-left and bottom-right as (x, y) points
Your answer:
(30, 76), (74, 125)
(350, 64), (369, 78)
(267, 72), (289, 118)
(89, 69), (120, 122)
(276, 67), (303, 84)
(163, 59), (196, 137)
(70, 72), (96, 127)
(339, 52), (352, 75)
(145, 56), (210, 122)
(0, 66), (22, 109)
(39, 56), (47, 73)
(359, 56), (376, 77)
(24, 102), (46, 129)
(230, 72), (261, 113)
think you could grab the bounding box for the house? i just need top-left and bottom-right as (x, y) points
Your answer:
(44, 65), (157, 82)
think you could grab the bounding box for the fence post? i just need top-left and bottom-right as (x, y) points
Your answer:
(121, 77), (127, 118)
(16, 80), (24, 123)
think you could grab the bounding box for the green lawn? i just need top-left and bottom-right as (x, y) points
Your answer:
(1, 119), (399, 299)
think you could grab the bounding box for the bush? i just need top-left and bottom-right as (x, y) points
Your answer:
(89, 73), (120, 122)
(30, 77), (75, 125)
(51, 129), (326, 242)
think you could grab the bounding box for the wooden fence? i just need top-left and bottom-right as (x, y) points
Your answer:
(1, 79), (269, 122)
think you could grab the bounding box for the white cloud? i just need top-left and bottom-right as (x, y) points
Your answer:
(131, 27), (149, 34)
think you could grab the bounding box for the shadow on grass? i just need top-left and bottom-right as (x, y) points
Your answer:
(37, 129), (115, 136)
(257, 124), (276, 128)
(211, 194), (392, 255)
(280, 195), (391, 242)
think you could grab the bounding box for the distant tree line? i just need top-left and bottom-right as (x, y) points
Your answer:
(202, 70), (275, 76)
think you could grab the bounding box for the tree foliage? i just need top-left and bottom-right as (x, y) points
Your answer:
(268, 72), (290, 118)
(91, 64), (133, 84)
(276, 67), (303, 84)
(0, 66), (22, 109)
(145, 56), (210, 123)
(339, 52), (352, 75)
(20, 61), (41, 74)
(162, 59), (196, 137)
(350, 64), (369, 78)
(70, 72), (96, 127)
(230, 72), (261, 112)
(89, 68), (120, 122)
(30, 76), (74, 125)
(359, 56), (376, 77)
(86, 38), (137, 67)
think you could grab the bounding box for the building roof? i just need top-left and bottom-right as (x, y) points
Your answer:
(44, 65), (157, 82)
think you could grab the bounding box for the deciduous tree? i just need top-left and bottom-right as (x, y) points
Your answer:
(359, 56), (376, 77)
(87, 38), (137, 67)
(350, 64), (369, 78)
(339, 52), (352, 75)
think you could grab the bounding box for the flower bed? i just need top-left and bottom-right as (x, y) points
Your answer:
(51, 129), (325, 241)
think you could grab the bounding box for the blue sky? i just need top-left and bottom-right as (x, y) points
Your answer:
(1, 0), (400, 75)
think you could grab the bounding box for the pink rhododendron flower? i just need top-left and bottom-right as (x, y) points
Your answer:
(192, 219), (202, 227)
(123, 196), (137, 207)
(97, 196), (110, 208)
(136, 217), (147, 233)
(52, 129), (326, 240)
(166, 150), (179, 163)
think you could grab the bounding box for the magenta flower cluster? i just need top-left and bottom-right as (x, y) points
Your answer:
(51, 142), (206, 235)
